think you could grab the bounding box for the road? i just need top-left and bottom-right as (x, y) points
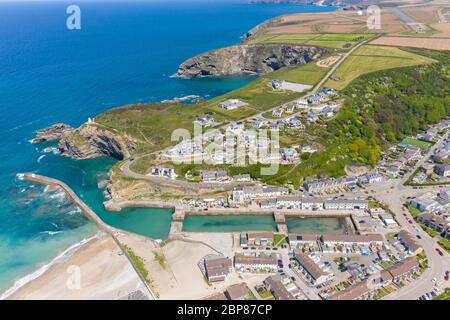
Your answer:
(398, 131), (449, 191)
(278, 248), (321, 300)
(115, 29), (449, 300)
(367, 132), (450, 300)
(391, 7), (420, 24)
(120, 158), (250, 191)
(122, 35), (377, 179)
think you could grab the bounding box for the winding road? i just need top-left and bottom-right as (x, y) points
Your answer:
(122, 35), (378, 178)
(368, 132), (450, 300)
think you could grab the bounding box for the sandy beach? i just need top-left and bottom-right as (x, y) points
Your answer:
(7, 235), (151, 300)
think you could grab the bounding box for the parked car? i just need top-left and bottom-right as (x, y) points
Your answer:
(416, 235), (422, 239)
(436, 248), (444, 256)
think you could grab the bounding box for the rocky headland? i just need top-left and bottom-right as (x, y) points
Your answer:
(31, 123), (74, 144)
(176, 44), (323, 77)
(33, 123), (137, 160)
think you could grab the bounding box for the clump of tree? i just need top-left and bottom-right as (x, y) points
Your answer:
(289, 50), (450, 184)
(331, 53), (450, 169)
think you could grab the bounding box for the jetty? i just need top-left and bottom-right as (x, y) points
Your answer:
(18, 173), (157, 300)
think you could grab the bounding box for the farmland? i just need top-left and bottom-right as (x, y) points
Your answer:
(370, 36), (450, 51)
(267, 62), (330, 85)
(325, 45), (436, 90)
(95, 59), (328, 154)
(248, 33), (372, 49)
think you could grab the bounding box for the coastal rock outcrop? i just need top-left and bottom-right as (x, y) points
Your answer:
(32, 123), (74, 144)
(58, 124), (137, 160)
(176, 44), (323, 77)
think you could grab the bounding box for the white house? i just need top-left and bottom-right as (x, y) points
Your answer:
(234, 253), (278, 272)
(219, 99), (247, 110)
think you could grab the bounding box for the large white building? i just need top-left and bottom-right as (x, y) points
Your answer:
(232, 185), (288, 203)
(219, 99), (248, 110)
(320, 234), (384, 246)
(323, 199), (368, 210)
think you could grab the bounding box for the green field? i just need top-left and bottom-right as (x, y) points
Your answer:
(96, 63), (319, 154)
(203, 74), (304, 117)
(325, 45), (435, 90)
(248, 33), (372, 49)
(401, 137), (433, 148)
(96, 57), (330, 150)
(268, 62), (329, 85)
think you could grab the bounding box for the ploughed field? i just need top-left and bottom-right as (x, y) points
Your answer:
(248, 33), (373, 49)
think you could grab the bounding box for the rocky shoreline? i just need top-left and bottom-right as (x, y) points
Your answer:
(32, 122), (137, 160)
(31, 123), (74, 144)
(176, 44), (323, 78)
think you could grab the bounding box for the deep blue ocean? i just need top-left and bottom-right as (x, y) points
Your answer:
(0, 0), (335, 295)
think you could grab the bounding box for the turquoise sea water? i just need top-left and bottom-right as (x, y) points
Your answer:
(183, 215), (277, 232)
(286, 217), (346, 234)
(0, 1), (336, 294)
(183, 215), (345, 234)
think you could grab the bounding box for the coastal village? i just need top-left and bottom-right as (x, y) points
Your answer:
(25, 50), (450, 301)
(11, 0), (450, 302)
(95, 67), (450, 299)
(24, 117), (450, 301)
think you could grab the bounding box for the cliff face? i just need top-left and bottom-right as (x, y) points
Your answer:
(176, 44), (323, 77)
(58, 124), (137, 160)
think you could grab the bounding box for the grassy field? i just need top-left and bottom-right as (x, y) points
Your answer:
(401, 137), (434, 148)
(96, 60), (327, 155)
(203, 74), (304, 116)
(248, 33), (372, 49)
(129, 154), (156, 174)
(325, 45), (435, 90)
(268, 62), (329, 85)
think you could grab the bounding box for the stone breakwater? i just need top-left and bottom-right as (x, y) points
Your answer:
(176, 44), (323, 77)
(18, 173), (157, 299)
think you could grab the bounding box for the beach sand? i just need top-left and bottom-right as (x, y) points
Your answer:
(7, 235), (150, 300)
